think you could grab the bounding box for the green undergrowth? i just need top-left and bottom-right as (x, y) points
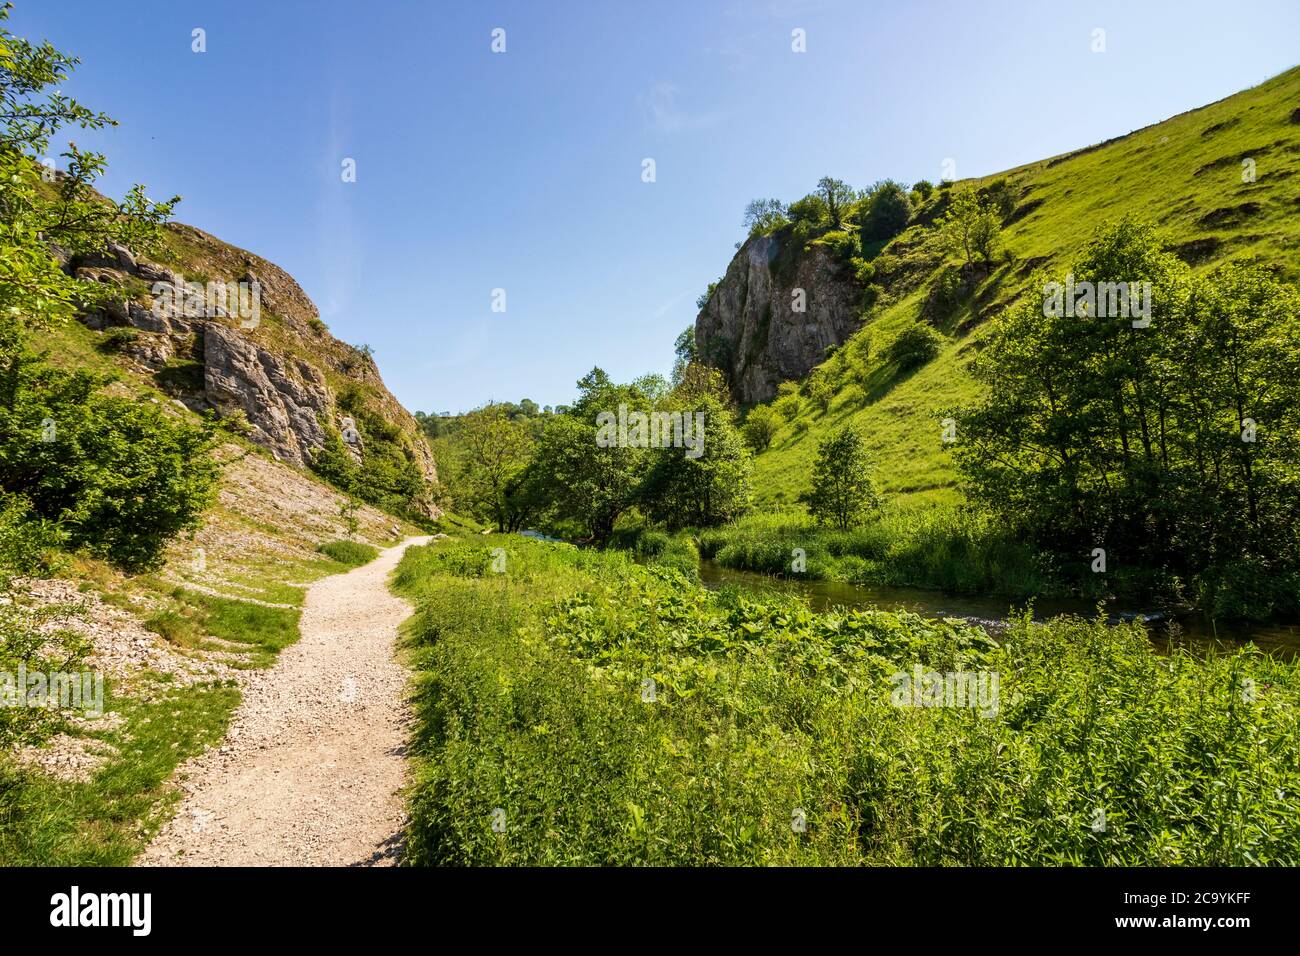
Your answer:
(316, 539), (379, 567)
(393, 536), (1300, 865)
(697, 507), (1064, 601)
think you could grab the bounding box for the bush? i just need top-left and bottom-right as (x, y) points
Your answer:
(742, 404), (780, 451)
(0, 351), (220, 570)
(860, 180), (914, 245)
(925, 265), (970, 324)
(317, 539), (379, 567)
(887, 324), (943, 371)
(816, 229), (859, 262)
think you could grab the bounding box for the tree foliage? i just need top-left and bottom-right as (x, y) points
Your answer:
(951, 219), (1300, 617)
(742, 197), (788, 236)
(799, 427), (882, 529)
(940, 186), (1002, 271)
(0, 6), (215, 571)
(859, 179), (913, 245)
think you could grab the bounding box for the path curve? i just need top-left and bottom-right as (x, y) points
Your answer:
(139, 536), (431, 866)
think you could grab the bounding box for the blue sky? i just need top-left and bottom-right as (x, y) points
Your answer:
(21, 0), (1300, 413)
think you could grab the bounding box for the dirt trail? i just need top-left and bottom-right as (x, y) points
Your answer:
(139, 536), (431, 867)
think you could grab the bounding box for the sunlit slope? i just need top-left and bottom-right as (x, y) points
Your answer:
(752, 65), (1300, 509)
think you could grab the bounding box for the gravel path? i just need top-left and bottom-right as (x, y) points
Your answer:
(139, 537), (431, 867)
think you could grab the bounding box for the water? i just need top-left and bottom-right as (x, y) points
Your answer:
(697, 559), (1300, 659)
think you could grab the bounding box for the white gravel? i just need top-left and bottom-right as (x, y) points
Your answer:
(138, 537), (430, 867)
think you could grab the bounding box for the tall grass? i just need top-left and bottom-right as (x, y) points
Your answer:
(698, 506), (1057, 599)
(317, 539), (379, 567)
(394, 536), (1300, 865)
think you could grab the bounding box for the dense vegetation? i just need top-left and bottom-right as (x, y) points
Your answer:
(0, 3), (227, 777)
(396, 536), (1300, 865)
(0, 5), (218, 577)
(424, 365), (753, 542)
(953, 221), (1300, 620)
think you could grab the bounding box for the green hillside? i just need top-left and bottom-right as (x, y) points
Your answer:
(749, 65), (1300, 509)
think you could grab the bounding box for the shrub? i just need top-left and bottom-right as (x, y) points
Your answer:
(0, 351), (220, 570)
(317, 539), (379, 567)
(860, 180), (914, 245)
(741, 404), (780, 451)
(888, 324), (943, 370)
(817, 229), (859, 262)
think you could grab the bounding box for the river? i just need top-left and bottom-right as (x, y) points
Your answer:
(697, 559), (1300, 659)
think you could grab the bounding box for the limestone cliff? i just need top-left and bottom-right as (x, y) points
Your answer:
(695, 229), (864, 405)
(68, 223), (440, 516)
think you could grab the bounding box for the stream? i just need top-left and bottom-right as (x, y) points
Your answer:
(697, 559), (1300, 659)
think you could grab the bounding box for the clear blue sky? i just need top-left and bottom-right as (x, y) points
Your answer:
(21, 1), (1300, 413)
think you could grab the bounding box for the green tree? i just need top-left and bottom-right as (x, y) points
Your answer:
(816, 176), (853, 228)
(860, 179), (913, 245)
(951, 219), (1300, 615)
(808, 374), (835, 413)
(743, 198), (788, 236)
(639, 366), (752, 529)
(0, 5), (178, 340)
(456, 403), (535, 532)
(529, 414), (641, 544)
(742, 403), (780, 451)
(940, 186), (1002, 271)
(798, 427), (882, 529)
(788, 193), (828, 227)
(0, 5), (213, 571)
(673, 325), (697, 383)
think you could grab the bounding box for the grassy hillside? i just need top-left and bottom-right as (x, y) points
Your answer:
(750, 65), (1300, 509)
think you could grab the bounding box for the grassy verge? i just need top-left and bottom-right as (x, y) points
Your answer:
(608, 524), (700, 580)
(394, 535), (1300, 865)
(146, 590), (302, 667)
(0, 674), (239, 865)
(697, 506), (1065, 601)
(0, 534), (385, 863)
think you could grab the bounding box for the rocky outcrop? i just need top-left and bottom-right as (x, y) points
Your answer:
(695, 230), (864, 404)
(203, 323), (330, 468)
(67, 229), (441, 516)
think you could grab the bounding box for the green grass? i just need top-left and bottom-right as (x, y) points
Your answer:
(749, 65), (1300, 510)
(608, 523), (700, 580)
(316, 539), (379, 567)
(393, 535), (1300, 865)
(0, 675), (238, 865)
(697, 506), (1061, 600)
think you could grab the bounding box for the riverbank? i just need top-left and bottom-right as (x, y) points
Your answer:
(393, 534), (1300, 865)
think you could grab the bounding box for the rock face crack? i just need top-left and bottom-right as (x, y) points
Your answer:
(203, 323), (331, 467)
